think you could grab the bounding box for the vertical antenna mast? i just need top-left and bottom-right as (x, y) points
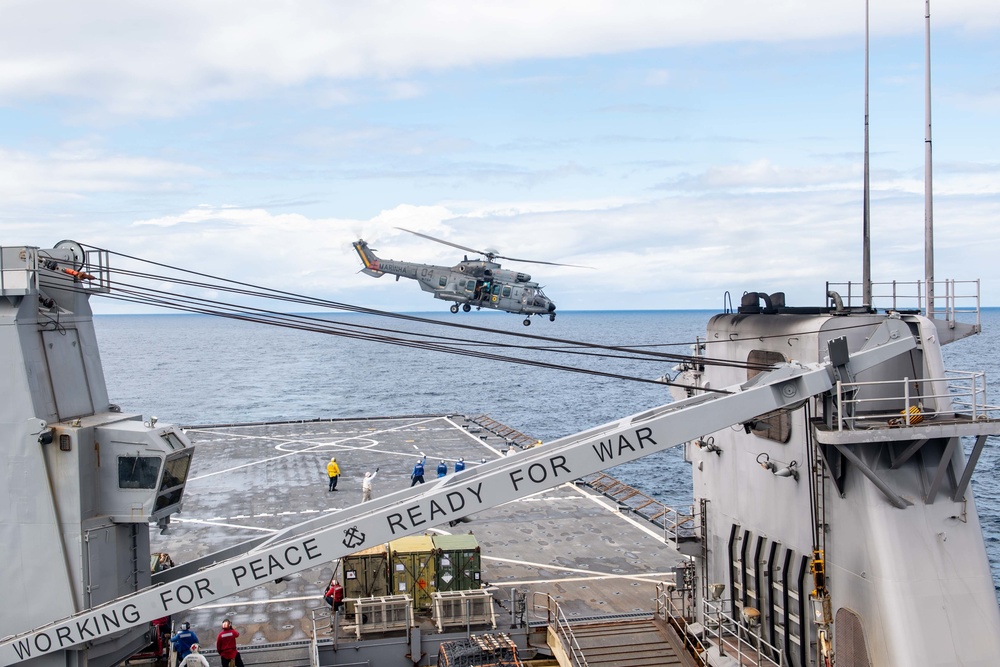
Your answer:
(862, 0), (872, 308)
(924, 0), (935, 318)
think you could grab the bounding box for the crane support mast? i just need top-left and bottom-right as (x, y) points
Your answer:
(0, 317), (916, 666)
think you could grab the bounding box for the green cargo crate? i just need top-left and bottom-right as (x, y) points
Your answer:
(389, 535), (436, 611)
(431, 533), (482, 592)
(342, 543), (389, 614)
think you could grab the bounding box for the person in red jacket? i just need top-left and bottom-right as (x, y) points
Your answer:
(215, 619), (244, 667)
(324, 577), (345, 613)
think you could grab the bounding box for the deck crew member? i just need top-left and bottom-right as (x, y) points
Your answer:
(362, 468), (379, 502)
(171, 622), (199, 661)
(326, 457), (341, 492)
(437, 460), (448, 478)
(454, 457), (465, 473)
(410, 457), (426, 486)
(179, 644), (210, 667)
(215, 619), (244, 667)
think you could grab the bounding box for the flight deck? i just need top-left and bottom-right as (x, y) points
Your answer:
(151, 415), (689, 649)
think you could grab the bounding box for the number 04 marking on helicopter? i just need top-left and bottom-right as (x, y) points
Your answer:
(352, 228), (590, 325)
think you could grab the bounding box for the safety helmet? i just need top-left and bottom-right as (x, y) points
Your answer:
(181, 622), (190, 630)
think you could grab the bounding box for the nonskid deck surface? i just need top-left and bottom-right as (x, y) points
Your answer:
(152, 415), (686, 647)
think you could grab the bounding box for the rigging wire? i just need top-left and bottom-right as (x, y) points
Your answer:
(89, 245), (769, 372)
(46, 245), (886, 392)
(92, 284), (723, 389)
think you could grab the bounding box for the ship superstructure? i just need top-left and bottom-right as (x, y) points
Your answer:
(673, 289), (1000, 666)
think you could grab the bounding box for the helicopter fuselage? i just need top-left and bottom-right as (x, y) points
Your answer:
(353, 239), (556, 323)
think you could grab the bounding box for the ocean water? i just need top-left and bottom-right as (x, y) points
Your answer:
(93, 308), (1000, 597)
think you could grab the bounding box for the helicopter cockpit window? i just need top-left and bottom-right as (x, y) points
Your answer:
(502, 286), (511, 298)
(439, 276), (447, 287)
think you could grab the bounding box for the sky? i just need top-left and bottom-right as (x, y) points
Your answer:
(2, 1), (999, 315)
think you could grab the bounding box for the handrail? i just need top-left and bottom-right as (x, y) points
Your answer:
(655, 583), (710, 665)
(834, 372), (999, 431)
(655, 584), (784, 667)
(530, 592), (589, 667)
(825, 279), (981, 330)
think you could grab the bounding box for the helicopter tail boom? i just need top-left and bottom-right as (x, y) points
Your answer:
(353, 240), (384, 277)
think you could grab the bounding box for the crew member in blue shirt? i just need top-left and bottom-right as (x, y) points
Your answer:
(410, 457), (426, 486)
(454, 457), (465, 473)
(437, 460), (448, 478)
(171, 622), (199, 661)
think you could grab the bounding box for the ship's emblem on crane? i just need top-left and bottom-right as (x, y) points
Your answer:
(342, 526), (366, 549)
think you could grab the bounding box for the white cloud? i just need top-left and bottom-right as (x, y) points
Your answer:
(0, 144), (205, 205)
(2, 1), (998, 115)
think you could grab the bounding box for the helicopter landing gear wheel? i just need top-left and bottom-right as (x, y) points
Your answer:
(549, 314), (556, 322)
(450, 304), (459, 313)
(462, 303), (472, 312)
(523, 318), (531, 326)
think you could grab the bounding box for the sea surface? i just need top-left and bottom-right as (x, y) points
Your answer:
(94, 308), (1000, 598)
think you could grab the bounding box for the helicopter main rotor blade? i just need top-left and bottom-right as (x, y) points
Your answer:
(491, 255), (594, 269)
(395, 226), (594, 269)
(395, 227), (485, 257)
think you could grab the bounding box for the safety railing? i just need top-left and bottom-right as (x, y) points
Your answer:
(655, 584), (784, 667)
(834, 372), (998, 431)
(530, 592), (589, 667)
(654, 583), (706, 662)
(703, 598), (783, 667)
(825, 279), (980, 331)
(0, 244), (113, 297)
(0, 245), (40, 295)
(432, 590), (497, 633)
(701, 598), (784, 667)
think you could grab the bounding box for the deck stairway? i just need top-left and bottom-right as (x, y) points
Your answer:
(548, 618), (693, 667)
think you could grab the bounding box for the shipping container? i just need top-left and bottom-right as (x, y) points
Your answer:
(342, 543), (389, 614)
(431, 533), (482, 592)
(389, 534), (436, 611)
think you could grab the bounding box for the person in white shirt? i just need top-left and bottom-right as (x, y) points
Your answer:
(179, 643), (210, 667)
(362, 468), (379, 502)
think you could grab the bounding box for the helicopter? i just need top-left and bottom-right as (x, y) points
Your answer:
(352, 228), (587, 325)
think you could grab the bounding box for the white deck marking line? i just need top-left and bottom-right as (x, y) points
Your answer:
(482, 555), (669, 581)
(567, 481), (674, 544)
(445, 416), (506, 457)
(171, 518), (277, 533)
(492, 573), (675, 586)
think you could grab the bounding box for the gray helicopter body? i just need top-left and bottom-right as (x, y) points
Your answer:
(353, 238), (558, 325)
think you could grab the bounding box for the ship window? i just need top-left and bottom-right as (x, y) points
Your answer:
(118, 456), (161, 489)
(153, 488), (184, 512)
(502, 286), (511, 298)
(160, 454), (191, 490)
(161, 431), (186, 450)
(439, 276), (447, 287)
(747, 350), (792, 443)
